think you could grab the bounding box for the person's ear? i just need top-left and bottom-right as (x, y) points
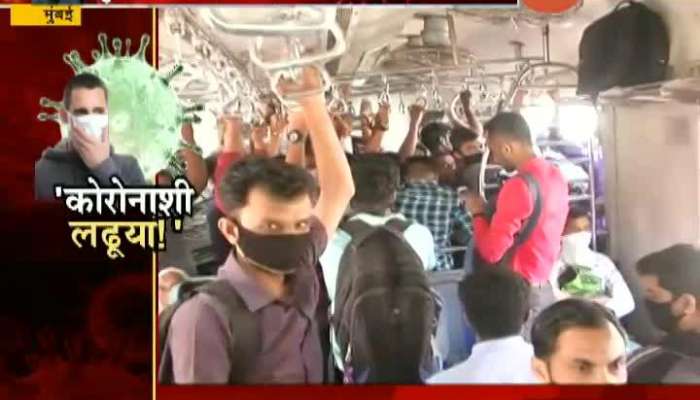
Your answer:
(218, 217), (239, 246)
(674, 294), (698, 332)
(502, 143), (513, 157)
(532, 357), (550, 383)
(674, 293), (697, 316)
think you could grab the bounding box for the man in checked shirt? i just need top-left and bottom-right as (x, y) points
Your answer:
(396, 156), (472, 271)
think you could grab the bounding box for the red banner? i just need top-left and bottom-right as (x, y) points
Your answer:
(158, 385), (698, 400)
(4, 0), (518, 5)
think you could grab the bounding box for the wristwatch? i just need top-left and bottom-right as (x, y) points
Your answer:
(287, 130), (306, 144)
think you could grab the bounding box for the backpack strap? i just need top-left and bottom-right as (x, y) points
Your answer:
(513, 172), (543, 247)
(385, 217), (414, 234)
(196, 279), (261, 384)
(473, 172), (543, 272)
(340, 218), (377, 241)
(158, 279), (209, 384)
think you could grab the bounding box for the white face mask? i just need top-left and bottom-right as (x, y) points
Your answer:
(561, 231), (594, 266)
(71, 113), (108, 139)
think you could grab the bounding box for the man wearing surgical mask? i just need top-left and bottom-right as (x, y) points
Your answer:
(34, 73), (145, 200)
(167, 68), (355, 384)
(628, 244), (700, 383)
(550, 207), (635, 319)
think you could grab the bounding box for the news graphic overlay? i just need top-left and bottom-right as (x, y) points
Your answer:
(37, 32), (201, 183)
(10, 4), (80, 26)
(54, 176), (195, 259)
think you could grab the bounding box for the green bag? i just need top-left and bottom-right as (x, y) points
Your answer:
(559, 265), (605, 298)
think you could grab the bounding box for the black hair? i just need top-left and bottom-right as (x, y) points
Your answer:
(420, 122), (452, 154)
(350, 153), (401, 213)
(484, 112), (533, 145)
(531, 299), (628, 360)
(567, 205), (591, 222)
(218, 156), (317, 213)
(402, 156), (438, 182)
(450, 125), (480, 150)
(637, 244), (700, 297)
(458, 269), (531, 340)
(63, 73), (108, 110)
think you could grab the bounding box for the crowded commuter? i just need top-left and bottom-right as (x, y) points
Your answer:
(429, 269), (537, 384)
(161, 68), (354, 384)
(550, 206), (635, 318)
(396, 155), (472, 271)
(629, 244), (700, 382)
(531, 299), (628, 384)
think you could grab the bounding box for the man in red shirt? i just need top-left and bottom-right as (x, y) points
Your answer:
(463, 112), (569, 333)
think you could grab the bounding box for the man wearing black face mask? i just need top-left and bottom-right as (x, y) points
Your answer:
(628, 244), (700, 383)
(451, 125), (484, 192)
(163, 68), (355, 384)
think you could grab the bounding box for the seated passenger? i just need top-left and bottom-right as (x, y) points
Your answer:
(396, 156), (472, 271)
(531, 299), (628, 384)
(160, 68), (354, 384)
(428, 269), (538, 384)
(550, 207), (635, 318)
(629, 244), (700, 383)
(35, 73), (144, 200)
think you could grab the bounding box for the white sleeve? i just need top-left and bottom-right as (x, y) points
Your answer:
(597, 254), (636, 318)
(404, 223), (437, 271)
(319, 230), (352, 303)
(549, 260), (568, 301)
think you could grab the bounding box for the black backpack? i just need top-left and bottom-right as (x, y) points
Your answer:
(473, 172), (542, 272)
(577, 1), (669, 98)
(158, 279), (260, 384)
(629, 346), (700, 383)
(332, 218), (438, 384)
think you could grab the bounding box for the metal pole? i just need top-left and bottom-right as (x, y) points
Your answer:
(332, 57), (544, 82)
(544, 26), (549, 64)
(588, 134), (598, 252)
(447, 11), (459, 67)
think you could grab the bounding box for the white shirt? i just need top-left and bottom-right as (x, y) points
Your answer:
(341, 135), (354, 154)
(319, 212), (437, 370)
(549, 251), (636, 318)
(428, 336), (539, 384)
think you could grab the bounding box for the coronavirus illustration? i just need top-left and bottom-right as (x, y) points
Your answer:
(38, 33), (200, 182)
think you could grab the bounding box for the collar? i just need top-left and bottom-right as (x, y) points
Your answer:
(218, 253), (278, 313)
(471, 335), (530, 356)
(518, 156), (543, 174)
(218, 253), (317, 319)
(348, 212), (406, 226)
(404, 180), (439, 188)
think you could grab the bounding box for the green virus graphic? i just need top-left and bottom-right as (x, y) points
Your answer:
(38, 33), (201, 182)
